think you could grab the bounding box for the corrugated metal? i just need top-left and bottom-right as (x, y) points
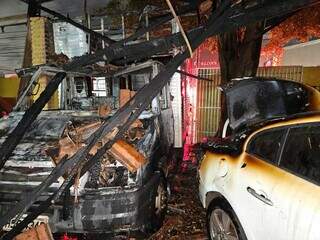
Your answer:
(256, 66), (303, 82)
(0, 24), (27, 71)
(194, 66), (305, 143)
(195, 69), (221, 142)
(170, 71), (183, 147)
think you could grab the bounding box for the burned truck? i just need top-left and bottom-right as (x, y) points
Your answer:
(0, 61), (173, 235)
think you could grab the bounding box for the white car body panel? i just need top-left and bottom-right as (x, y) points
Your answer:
(199, 116), (320, 240)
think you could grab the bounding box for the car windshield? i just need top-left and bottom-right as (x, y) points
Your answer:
(0, 113), (69, 140)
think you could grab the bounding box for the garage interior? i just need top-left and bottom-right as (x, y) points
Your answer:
(0, 0), (320, 239)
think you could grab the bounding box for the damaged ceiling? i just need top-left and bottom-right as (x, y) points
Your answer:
(0, 0), (319, 239)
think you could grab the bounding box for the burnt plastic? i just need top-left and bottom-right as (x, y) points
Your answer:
(224, 78), (309, 131)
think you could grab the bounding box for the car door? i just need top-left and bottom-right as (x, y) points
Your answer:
(271, 122), (320, 240)
(231, 127), (287, 240)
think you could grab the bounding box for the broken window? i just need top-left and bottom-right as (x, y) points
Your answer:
(280, 124), (320, 185)
(74, 77), (88, 97)
(92, 77), (107, 97)
(247, 128), (286, 164)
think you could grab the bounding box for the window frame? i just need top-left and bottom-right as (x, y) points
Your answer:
(278, 122), (320, 186)
(246, 126), (289, 166)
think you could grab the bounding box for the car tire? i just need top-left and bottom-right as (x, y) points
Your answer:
(207, 199), (247, 240)
(145, 174), (168, 233)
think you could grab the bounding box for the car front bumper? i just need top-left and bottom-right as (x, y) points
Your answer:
(51, 172), (161, 234)
(198, 169), (207, 209)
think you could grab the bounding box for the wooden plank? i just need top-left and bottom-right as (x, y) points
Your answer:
(0, 6), (193, 170)
(108, 140), (147, 172)
(14, 224), (53, 240)
(119, 89), (131, 108)
(1, 1), (318, 239)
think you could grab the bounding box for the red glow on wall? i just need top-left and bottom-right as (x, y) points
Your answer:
(59, 233), (78, 240)
(181, 42), (283, 163)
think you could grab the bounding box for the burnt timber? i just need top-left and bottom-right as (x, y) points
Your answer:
(0, 0), (319, 239)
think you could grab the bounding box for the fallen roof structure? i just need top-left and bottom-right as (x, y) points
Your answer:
(0, 0), (319, 239)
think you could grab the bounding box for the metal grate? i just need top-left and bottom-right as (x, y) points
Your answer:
(195, 69), (221, 142)
(256, 66), (303, 82)
(194, 66), (305, 143)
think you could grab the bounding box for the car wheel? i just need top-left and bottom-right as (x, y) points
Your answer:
(145, 175), (168, 233)
(207, 200), (247, 240)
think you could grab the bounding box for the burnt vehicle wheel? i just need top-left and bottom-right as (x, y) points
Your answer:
(207, 200), (247, 240)
(145, 175), (168, 233)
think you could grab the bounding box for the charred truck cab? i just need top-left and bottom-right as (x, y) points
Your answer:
(0, 61), (173, 234)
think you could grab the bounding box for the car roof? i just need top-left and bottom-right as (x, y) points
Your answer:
(250, 111), (320, 134)
(239, 112), (320, 150)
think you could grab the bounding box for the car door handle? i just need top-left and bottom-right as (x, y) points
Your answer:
(247, 187), (273, 206)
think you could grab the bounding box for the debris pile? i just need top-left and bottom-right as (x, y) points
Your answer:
(150, 167), (207, 240)
(46, 119), (148, 166)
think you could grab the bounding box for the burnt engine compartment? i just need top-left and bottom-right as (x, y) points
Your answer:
(84, 117), (159, 189)
(0, 111), (166, 234)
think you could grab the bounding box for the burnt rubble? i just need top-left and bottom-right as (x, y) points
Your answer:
(0, 0), (317, 238)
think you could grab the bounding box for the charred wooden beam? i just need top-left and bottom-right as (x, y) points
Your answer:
(27, 0), (40, 17)
(0, 3), (229, 235)
(0, 72), (66, 170)
(176, 70), (213, 82)
(70, 27), (204, 68)
(0, 1), (318, 237)
(0, 5), (191, 171)
(0, 155), (70, 231)
(263, 12), (297, 34)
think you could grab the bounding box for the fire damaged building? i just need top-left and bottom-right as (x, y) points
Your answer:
(0, 61), (173, 236)
(0, 0), (320, 240)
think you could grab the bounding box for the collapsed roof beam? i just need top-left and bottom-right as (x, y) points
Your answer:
(0, 72), (66, 170)
(0, 3), (231, 236)
(176, 69), (213, 82)
(27, 0), (40, 17)
(0, 5), (197, 170)
(1, 0), (317, 173)
(1, 0), (318, 238)
(23, 1), (197, 47)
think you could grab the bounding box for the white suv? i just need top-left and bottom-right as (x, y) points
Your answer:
(198, 78), (320, 240)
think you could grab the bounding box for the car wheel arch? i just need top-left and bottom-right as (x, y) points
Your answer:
(206, 192), (248, 240)
(205, 191), (227, 209)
